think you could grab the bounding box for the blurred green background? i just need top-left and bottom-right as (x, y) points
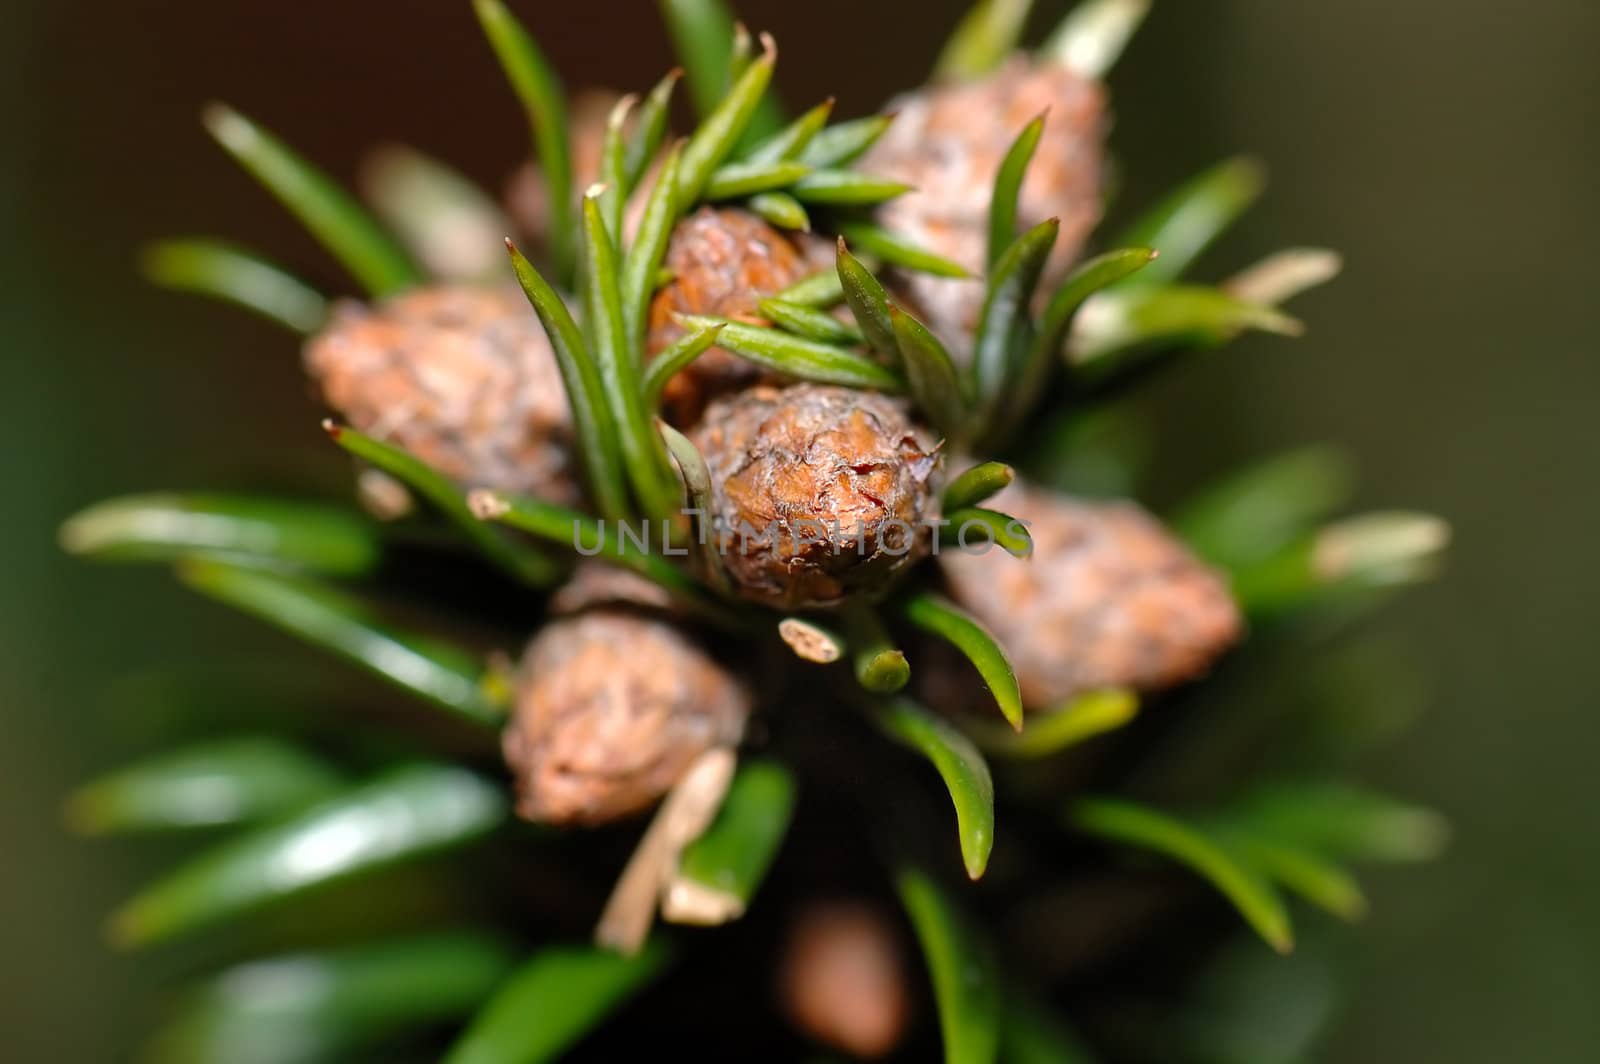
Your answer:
(5, 1), (1595, 1059)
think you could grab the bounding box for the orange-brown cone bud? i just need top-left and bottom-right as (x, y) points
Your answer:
(547, 559), (676, 616)
(940, 481), (1241, 707)
(692, 384), (940, 610)
(503, 604), (749, 826)
(778, 900), (911, 1060)
(865, 57), (1107, 360)
(304, 284), (581, 505)
(505, 89), (620, 245)
(647, 207), (813, 422)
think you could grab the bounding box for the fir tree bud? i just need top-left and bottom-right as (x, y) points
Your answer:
(940, 481), (1241, 707)
(778, 900), (910, 1060)
(865, 57), (1107, 360)
(503, 603), (749, 826)
(304, 284), (581, 505)
(504, 89), (620, 247)
(548, 559), (676, 616)
(692, 384), (940, 609)
(647, 207), (814, 422)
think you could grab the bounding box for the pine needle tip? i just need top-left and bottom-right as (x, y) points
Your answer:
(200, 101), (250, 147)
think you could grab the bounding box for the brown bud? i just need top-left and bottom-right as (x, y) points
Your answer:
(864, 56), (1107, 361)
(304, 285), (581, 506)
(504, 90), (622, 244)
(778, 901), (910, 1060)
(503, 610), (749, 825)
(548, 560), (675, 617)
(647, 207), (813, 422)
(692, 384), (941, 610)
(939, 481), (1241, 707)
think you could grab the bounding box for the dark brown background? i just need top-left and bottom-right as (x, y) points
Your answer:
(5, 1), (1597, 1059)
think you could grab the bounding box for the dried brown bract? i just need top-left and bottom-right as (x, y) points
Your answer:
(692, 384), (941, 610)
